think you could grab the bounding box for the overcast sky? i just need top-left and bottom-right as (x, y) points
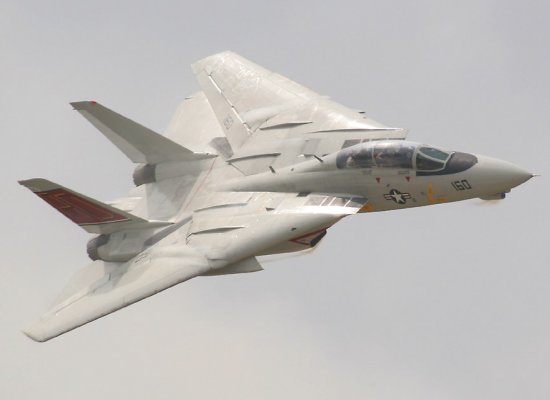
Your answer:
(1, 1), (548, 399)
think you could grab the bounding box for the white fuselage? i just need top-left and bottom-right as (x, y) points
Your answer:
(219, 140), (532, 213)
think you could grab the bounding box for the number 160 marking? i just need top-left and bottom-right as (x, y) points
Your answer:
(451, 179), (472, 191)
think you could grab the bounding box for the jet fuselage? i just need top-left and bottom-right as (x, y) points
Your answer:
(221, 140), (532, 212)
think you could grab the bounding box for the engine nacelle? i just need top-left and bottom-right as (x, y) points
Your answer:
(87, 229), (156, 262)
(133, 160), (211, 186)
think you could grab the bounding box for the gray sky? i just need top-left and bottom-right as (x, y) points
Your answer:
(2, 1), (548, 399)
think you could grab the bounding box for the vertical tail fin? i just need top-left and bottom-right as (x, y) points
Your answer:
(19, 178), (172, 234)
(192, 55), (252, 151)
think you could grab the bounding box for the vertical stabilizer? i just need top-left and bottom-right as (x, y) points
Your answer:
(192, 54), (252, 151)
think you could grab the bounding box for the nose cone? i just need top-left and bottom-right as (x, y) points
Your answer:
(474, 155), (533, 191)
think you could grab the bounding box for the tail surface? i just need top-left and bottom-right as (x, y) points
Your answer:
(71, 101), (215, 164)
(192, 53), (253, 151)
(19, 178), (171, 234)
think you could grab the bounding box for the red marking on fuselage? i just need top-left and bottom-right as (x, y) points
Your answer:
(290, 228), (327, 246)
(406, 176), (411, 182)
(36, 189), (128, 225)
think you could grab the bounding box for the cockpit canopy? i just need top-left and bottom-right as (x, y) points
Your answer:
(336, 141), (452, 171)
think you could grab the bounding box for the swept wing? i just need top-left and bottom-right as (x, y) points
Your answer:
(192, 52), (407, 151)
(24, 197), (361, 341)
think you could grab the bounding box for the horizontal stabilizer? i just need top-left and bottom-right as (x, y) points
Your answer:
(19, 178), (171, 234)
(71, 101), (215, 163)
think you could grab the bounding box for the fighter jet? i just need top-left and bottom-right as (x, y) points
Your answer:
(19, 52), (533, 342)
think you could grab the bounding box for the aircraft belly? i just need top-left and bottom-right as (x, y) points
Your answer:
(187, 212), (342, 266)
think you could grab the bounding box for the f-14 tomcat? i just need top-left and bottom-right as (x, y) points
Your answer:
(20, 52), (533, 342)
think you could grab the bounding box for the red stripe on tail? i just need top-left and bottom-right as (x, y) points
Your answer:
(36, 189), (129, 225)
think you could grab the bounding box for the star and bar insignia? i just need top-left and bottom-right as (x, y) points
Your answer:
(384, 189), (412, 204)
